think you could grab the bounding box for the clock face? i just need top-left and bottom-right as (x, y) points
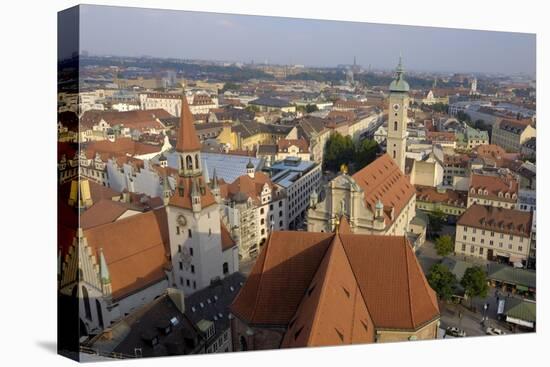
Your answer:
(176, 215), (187, 226)
(392, 103), (400, 111)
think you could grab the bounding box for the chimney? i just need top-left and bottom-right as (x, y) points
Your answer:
(167, 288), (185, 314)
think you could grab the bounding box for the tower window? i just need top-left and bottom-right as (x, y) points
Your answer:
(188, 229), (192, 238)
(186, 155), (193, 170)
(394, 121), (398, 131)
(195, 154), (200, 170)
(393, 151), (396, 159)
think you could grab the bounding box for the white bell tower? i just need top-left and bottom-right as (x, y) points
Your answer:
(387, 56), (410, 173)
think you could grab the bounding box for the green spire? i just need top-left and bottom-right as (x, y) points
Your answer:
(389, 54), (410, 93)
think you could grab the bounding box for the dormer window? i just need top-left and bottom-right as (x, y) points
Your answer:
(505, 193), (510, 199)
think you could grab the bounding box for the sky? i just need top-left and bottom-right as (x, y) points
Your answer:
(73, 5), (536, 75)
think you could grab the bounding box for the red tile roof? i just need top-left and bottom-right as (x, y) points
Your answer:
(220, 221), (236, 251)
(176, 96), (202, 152)
(457, 204), (532, 237)
(416, 186), (467, 207)
(351, 154), (415, 226)
(469, 173), (518, 203)
(169, 176), (217, 210)
(277, 138), (309, 153)
(83, 209), (170, 300)
(84, 137), (161, 157)
(231, 230), (439, 342)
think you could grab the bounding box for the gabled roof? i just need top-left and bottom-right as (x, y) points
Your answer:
(457, 204), (532, 237)
(169, 176), (217, 210)
(231, 230), (439, 339)
(277, 138), (309, 153)
(281, 233), (374, 347)
(469, 173), (518, 203)
(83, 208), (170, 300)
(83, 137), (161, 158)
(221, 172), (275, 205)
(220, 221), (236, 251)
(176, 95), (202, 152)
(351, 154), (415, 226)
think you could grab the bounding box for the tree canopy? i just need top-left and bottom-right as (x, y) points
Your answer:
(323, 133), (379, 173)
(323, 133), (355, 172)
(434, 235), (455, 257)
(355, 139), (380, 169)
(427, 209), (446, 236)
(461, 266), (489, 299)
(427, 263), (458, 301)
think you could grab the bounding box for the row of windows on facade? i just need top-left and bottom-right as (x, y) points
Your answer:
(289, 172), (320, 200)
(460, 244), (524, 255)
(461, 236), (525, 252)
(259, 201), (284, 214)
(416, 204), (463, 215)
(461, 226), (526, 241)
(176, 226), (214, 237)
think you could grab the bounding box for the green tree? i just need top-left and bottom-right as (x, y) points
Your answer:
(221, 82), (240, 93)
(427, 209), (446, 236)
(456, 111), (471, 123)
(427, 263), (458, 301)
(461, 266), (489, 300)
(305, 104), (319, 113)
(355, 139), (379, 170)
(434, 235), (455, 256)
(323, 133), (355, 172)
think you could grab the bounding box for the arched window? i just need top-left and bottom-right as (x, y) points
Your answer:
(240, 336), (248, 351)
(96, 300), (104, 329)
(180, 156), (184, 171)
(393, 150), (396, 159)
(186, 155), (193, 170)
(82, 286), (92, 320)
(195, 154), (200, 170)
(223, 262), (229, 274)
(394, 121), (398, 131)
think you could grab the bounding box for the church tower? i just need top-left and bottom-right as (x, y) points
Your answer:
(387, 56), (410, 173)
(165, 92), (230, 295)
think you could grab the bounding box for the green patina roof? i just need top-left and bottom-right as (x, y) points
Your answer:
(465, 125), (489, 140)
(389, 56), (410, 93)
(505, 298), (536, 322)
(487, 263), (536, 289)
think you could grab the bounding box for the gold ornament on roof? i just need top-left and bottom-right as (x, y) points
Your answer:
(340, 163), (348, 174)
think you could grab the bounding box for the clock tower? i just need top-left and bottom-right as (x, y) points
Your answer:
(387, 56), (410, 173)
(165, 92), (231, 295)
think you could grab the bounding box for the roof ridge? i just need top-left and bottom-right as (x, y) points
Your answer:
(339, 233), (375, 332)
(250, 232), (272, 323)
(403, 236), (415, 329)
(302, 233), (338, 344)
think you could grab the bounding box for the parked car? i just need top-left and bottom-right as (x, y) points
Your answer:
(485, 327), (505, 336)
(446, 326), (466, 337)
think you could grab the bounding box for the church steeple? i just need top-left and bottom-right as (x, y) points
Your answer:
(176, 92), (203, 177)
(387, 55), (410, 173)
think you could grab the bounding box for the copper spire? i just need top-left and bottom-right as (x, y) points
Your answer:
(176, 93), (202, 152)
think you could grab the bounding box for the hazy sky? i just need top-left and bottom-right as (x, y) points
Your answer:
(76, 5), (536, 75)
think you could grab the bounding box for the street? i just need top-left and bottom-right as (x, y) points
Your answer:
(416, 224), (528, 338)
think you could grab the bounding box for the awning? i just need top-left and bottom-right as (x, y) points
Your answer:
(506, 316), (534, 329)
(495, 251), (510, 258)
(516, 285), (529, 292)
